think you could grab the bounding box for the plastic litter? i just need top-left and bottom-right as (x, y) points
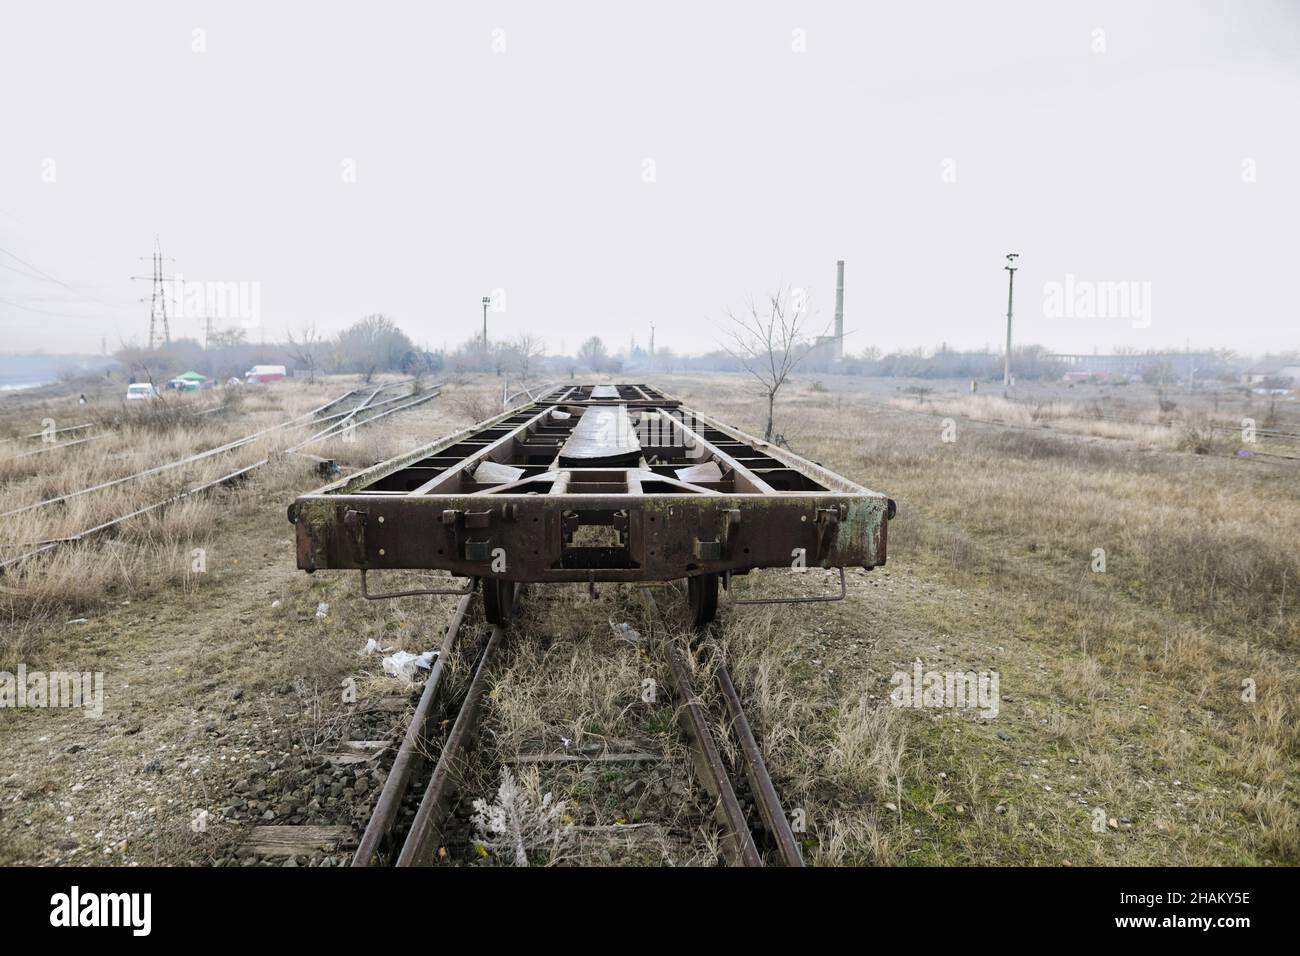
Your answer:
(609, 620), (643, 644)
(675, 461), (723, 483)
(382, 650), (438, 683)
(473, 461), (526, 484)
(315, 602), (330, 619)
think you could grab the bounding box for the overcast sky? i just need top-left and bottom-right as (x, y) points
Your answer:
(1, 0), (1297, 358)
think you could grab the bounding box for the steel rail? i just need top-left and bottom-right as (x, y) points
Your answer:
(352, 589), (475, 866)
(0, 422), (94, 445)
(503, 381), (556, 409)
(0, 389), (362, 518)
(713, 659), (804, 867)
(395, 584), (520, 866)
(13, 432), (111, 459)
(308, 389), (421, 428)
(0, 386), (440, 572)
(290, 386), (441, 453)
(640, 586), (763, 867)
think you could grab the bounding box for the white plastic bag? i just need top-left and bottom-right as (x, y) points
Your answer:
(382, 650), (437, 682)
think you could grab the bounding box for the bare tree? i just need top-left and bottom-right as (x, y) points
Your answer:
(336, 314), (413, 383)
(491, 340), (511, 378)
(286, 325), (322, 384)
(451, 336), (493, 374)
(721, 287), (828, 442)
(577, 336), (608, 373)
(510, 333), (546, 382)
(653, 345), (676, 374)
(208, 327), (247, 348)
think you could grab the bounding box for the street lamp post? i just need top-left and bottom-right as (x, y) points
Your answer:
(1003, 253), (1019, 388)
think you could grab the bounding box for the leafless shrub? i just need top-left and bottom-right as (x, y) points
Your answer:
(451, 391), (499, 425)
(288, 677), (352, 757)
(720, 287), (830, 441)
(471, 766), (572, 866)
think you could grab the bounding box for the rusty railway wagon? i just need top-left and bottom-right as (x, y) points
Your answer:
(289, 384), (895, 625)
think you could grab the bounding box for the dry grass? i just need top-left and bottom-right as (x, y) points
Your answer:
(5, 370), (1296, 866)
(716, 605), (907, 865)
(892, 393), (1178, 447)
(465, 588), (723, 866)
(0, 375), (430, 665)
(656, 372), (1300, 864)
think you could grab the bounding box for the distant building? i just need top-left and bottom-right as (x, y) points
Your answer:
(1052, 352), (1228, 379)
(1240, 362), (1300, 386)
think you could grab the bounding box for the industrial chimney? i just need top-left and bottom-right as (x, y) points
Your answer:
(833, 259), (845, 360)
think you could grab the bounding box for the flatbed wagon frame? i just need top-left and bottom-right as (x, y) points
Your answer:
(289, 384), (894, 623)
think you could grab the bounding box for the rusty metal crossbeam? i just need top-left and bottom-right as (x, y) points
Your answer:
(289, 385), (894, 622)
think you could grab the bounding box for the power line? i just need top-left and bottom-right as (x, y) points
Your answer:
(0, 258), (50, 282)
(0, 243), (137, 310)
(0, 244), (78, 290)
(0, 295), (132, 319)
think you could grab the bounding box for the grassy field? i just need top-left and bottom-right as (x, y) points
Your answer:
(658, 373), (1300, 865)
(0, 372), (1296, 865)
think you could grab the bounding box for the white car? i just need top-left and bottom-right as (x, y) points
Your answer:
(125, 383), (160, 401)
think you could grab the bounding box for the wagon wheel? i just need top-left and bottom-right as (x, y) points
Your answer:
(481, 577), (514, 625)
(687, 573), (719, 628)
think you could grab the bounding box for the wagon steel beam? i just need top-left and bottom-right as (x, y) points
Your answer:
(290, 384), (894, 624)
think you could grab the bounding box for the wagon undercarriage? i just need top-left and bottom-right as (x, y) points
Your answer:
(289, 384), (894, 624)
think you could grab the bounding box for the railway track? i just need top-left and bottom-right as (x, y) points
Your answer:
(0, 380), (443, 571)
(341, 579), (804, 867)
(350, 584), (505, 866)
(278, 383), (881, 865)
(639, 586), (804, 867)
